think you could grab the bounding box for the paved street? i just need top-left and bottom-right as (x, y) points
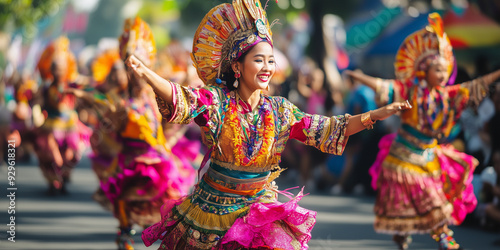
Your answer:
(1, 155), (499, 250)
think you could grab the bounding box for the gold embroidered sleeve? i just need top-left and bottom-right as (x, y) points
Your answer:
(156, 94), (174, 118)
(303, 114), (351, 155)
(155, 81), (218, 125)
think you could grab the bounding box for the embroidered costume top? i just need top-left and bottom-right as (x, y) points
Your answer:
(158, 82), (349, 172)
(37, 36), (80, 132)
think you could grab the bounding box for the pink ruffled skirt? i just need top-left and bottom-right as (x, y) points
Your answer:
(35, 115), (91, 186)
(369, 133), (477, 235)
(142, 186), (316, 250)
(101, 141), (195, 226)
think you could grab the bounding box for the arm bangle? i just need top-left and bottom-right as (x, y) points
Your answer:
(361, 111), (375, 130)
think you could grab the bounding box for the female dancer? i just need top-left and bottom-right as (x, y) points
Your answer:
(35, 36), (90, 195)
(107, 17), (197, 250)
(88, 49), (128, 209)
(127, 1), (411, 249)
(346, 13), (500, 250)
(72, 18), (197, 250)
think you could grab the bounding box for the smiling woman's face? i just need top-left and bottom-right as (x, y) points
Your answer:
(234, 42), (275, 92)
(425, 57), (449, 88)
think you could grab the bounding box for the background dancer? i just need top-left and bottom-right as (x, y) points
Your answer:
(346, 13), (500, 250)
(35, 36), (90, 195)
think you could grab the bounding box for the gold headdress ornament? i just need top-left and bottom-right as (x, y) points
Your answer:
(37, 36), (78, 82)
(394, 13), (454, 81)
(92, 49), (121, 85)
(191, 0), (276, 86)
(118, 17), (156, 67)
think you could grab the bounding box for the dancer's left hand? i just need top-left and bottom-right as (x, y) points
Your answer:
(371, 100), (412, 121)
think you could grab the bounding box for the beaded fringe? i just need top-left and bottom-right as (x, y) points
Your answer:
(175, 198), (249, 234)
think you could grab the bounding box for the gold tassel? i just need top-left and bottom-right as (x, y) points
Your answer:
(267, 167), (285, 185)
(175, 199), (248, 232)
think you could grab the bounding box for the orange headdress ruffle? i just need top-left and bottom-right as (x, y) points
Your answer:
(92, 49), (121, 85)
(16, 79), (37, 103)
(37, 36), (78, 82)
(118, 17), (156, 67)
(192, 0), (274, 86)
(394, 13), (454, 81)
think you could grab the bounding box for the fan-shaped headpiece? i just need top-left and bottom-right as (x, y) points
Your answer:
(92, 49), (121, 85)
(118, 17), (156, 67)
(37, 36), (78, 82)
(395, 13), (454, 81)
(191, 0), (274, 86)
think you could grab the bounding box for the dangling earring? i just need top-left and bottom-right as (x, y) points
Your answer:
(233, 71), (240, 88)
(420, 79), (428, 88)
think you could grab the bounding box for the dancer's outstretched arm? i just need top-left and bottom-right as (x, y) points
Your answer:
(345, 101), (411, 136)
(461, 69), (500, 107)
(474, 69), (500, 86)
(344, 70), (382, 91)
(126, 55), (174, 105)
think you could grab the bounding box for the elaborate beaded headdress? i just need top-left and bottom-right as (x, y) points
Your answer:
(92, 49), (121, 85)
(191, 0), (275, 86)
(37, 36), (78, 82)
(118, 17), (156, 67)
(394, 13), (454, 81)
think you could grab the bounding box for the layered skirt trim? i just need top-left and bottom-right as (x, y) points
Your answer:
(35, 115), (91, 185)
(142, 188), (316, 250)
(437, 144), (478, 225)
(369, 134), (477, 235)
(101, 142), (195, 226)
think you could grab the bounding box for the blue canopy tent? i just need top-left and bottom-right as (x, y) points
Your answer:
(353, 12), (436, 78)
(363, 12), (432, 56)
(345, 0), (401, 56)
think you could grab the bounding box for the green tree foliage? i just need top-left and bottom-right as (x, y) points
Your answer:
(0, 0), (64, 34)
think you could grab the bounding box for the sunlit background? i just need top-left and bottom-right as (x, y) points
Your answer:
(2, 1), (500, 249)
(1, 0), (500, 81)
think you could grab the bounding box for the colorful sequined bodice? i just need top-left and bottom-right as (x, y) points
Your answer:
(121, 94), (167, 148)
(376, 79), (470, 139)
(157, 82), (350, 173)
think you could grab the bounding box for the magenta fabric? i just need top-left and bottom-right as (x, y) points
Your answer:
(369, 133), (396, 190)
(141, 198), (185, 247)
(219, 190), (316, 250)
(369, 133), (477, 225)
(141, 190), (316, 250)
(289, 116), (311, 143)
(437, 145), (478, 225)
(101, 144), (190, 205)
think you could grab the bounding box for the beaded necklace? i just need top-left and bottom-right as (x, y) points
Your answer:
(416, 84), (449, 131)
(228, 92), (275, 166)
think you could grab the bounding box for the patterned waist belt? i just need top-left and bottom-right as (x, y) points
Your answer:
(203, 166), (270, 196)
(398, 126), (438, 150)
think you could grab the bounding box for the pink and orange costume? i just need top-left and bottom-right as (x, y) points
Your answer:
(97, 17), (196, 235)
(369, 14), (482, 237)
(142, 1), (352, 249)
(35, 36), (90, 192)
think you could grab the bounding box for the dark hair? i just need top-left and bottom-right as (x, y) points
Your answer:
(221, 46), (252, 91)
